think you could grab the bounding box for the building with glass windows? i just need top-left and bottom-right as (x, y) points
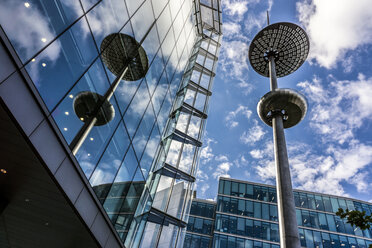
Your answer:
(184, 178), (372, 248)
(0, 0), (221, 247)
(184, 199), (216, 247)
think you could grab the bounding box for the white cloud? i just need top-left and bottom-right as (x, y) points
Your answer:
(296, 0), (372, 68)
(240, 120), (267, 144)
(223, 22), (241, 37)
(223, 0), (249, 21)
(250, 149), (264, 159)
(212, 162), (233, 179)
(200, 138), (216, 164)
(219, 40), (250, 81)
(225, 105), (252, 128)
(215, 155), (229, 162)
(298, 74), (372, 144)
(254, 140), (372, 196)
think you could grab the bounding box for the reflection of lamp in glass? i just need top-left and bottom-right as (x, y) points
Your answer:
(249, 20), (309, 248)
(70, 33), (148, 155)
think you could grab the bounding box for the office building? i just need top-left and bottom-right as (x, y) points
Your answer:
(0, 0), (221, 247)
(184, 199), (216, 247)
(184, 178), (372, 248)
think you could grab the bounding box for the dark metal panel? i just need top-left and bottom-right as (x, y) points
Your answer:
(0, 73), (44, 137)
(91, 212), (111, 247)
(29, 119), (67, 174)
(0, 38), (16, 83)
(105, 232), (123, 248)
(54, 158), (85, 204)
(74, 188), (99, 228)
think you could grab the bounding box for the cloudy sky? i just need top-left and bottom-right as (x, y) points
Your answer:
(196, 0), (372, 202)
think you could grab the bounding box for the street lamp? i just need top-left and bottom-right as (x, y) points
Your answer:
(249, 22), (309, 247)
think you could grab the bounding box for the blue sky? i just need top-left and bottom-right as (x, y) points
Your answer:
(196, 0), (372, 202)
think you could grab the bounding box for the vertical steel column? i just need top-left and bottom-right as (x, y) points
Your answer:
(268, 56), (300, 248)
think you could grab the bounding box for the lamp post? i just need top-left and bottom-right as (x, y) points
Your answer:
(249, 22), (309, 247)
(70, 33), (148, 155)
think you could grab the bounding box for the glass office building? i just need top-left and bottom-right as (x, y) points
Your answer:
(184, 178), (372, 248)
(0, 0), (221, 247)
(184, 199), (216, 247)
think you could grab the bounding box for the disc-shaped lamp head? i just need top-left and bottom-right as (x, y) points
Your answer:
(257, 88), (307, 129)
(73, 91), (115, 126)
(249, 22), (309, 78)
(101, 33), (149, 81)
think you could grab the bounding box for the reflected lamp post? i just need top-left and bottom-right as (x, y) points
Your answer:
(248, 22), (310, 247)
(70, 33), (149, 155)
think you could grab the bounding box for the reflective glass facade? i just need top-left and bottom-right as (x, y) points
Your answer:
(0, 0), (221, 247)
(184, 178), (372, 248)
(184, 199), (216, 247)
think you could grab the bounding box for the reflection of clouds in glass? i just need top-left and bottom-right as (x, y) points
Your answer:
(126, 83), (149, 116)
(144, 134), (160, 158)
(0, 0), (61, 61)
(187, 116), (201, 139)
(90, 159), (121, 186)
(85, 0), (128, 38)
(166, 140), (182, 166)
(130, 0), (154, 42)
(178, 144), (194, 173)
(175, 113), (189, 133)
(78, 150), (96, 177)
(158, 1), (195, 72)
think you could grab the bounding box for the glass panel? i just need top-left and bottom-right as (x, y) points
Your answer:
(296, 209), (302, 226)
(0, 0), (84, 62)
(26, 17), (98, 110)
(330, 234), (340, 248)
(327, 214), (337, 232)
(339, 236), (349, 248)
(269, 188), (276, 203)
(223, 180), (231, 195)
(302, 210), (311, 227)
(331, 197), (340, 213)
(237, 218), (245, 236)
(124, 80), (151, 137)
(253, 221), (261, 239)
(262, 203), (269, 220)
(313, 231), (323, 248)
(219, 180), (224, 195)
(239, 183), (246, 197)
(299, 229), (306, 247)
(270, 204), (278, 221)
(246, 201), (254, 217)
(89, 122), (130, 187)
(246, 184), (254, 199)
(245, 219), (253, 237)
(307, 194), (316, 210)
(86, 0), (130, 48)
(323, 196), (333, 212)
(270, 224), (279, 242)
(319, 213), (329, 230)
(304, 229), (314, 248)
(322, 232), (331, 248)
(315, 195), (325, 211)
(338, 198), (347, 211)
(229, 216), (237, 234)
(254, 202), (261, 219)
(300, 193), (308, 208)
(231, 182), (239, 196)
(262, 222), (270, 241)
